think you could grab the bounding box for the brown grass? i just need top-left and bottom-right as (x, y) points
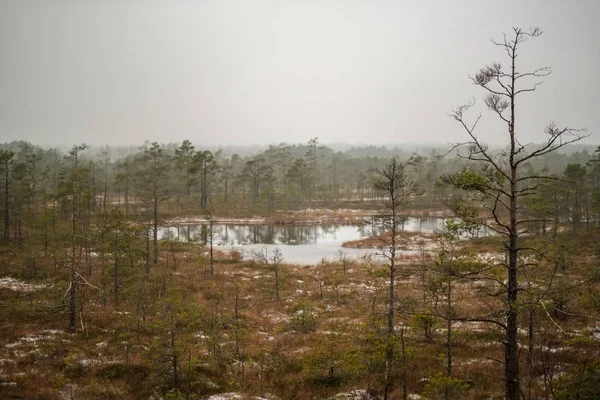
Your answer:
(0, 229), (598, 399)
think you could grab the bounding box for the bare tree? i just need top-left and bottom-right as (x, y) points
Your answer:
(67, 143), (89, 332)
(445, 27), (588, 400)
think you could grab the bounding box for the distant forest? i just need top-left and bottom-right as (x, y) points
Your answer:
(1, 139), (598, 222)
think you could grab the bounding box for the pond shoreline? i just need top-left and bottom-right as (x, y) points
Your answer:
(342, 230), (437, 249)
(164, 208), (453, 227)
(159, 215), (451, 264)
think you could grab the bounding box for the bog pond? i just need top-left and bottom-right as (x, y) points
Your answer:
(159, 217), (447, 265)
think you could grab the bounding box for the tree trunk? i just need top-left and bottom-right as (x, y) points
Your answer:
(114, 230), (119, 305)
(171, 327), (179, 388)
(153, 196), (158, 264)
(3, 158), (10, 240)
(446, 279), (453, 378)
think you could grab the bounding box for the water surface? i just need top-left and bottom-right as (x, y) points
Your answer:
(159, 217), (446, 265)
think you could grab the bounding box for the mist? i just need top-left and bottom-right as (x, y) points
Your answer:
(1, 1), (598, 147)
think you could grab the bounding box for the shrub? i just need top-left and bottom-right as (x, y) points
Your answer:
(555, 361), (600, 400)
(423, 373), (469, 400)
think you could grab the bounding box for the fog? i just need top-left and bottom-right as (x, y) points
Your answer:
(1, 1), (598, 147)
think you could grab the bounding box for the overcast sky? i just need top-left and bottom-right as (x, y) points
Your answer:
(1, 1), (598, 148)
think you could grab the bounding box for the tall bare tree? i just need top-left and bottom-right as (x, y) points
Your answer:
(67, 143), (89, 332)
(445, 27), (588, 400)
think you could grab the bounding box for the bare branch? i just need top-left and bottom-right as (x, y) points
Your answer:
(514, 82), (544, 95)
(514, 66), (551, 80)
(515, 124), (590, 165)
(75, 272), (102, 292)
(539, 300), (564, 332)
(454, 315), (507, 330)
(449, 105), (511, 181)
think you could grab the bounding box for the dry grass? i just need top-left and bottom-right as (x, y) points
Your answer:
(0, 229), (599, 399)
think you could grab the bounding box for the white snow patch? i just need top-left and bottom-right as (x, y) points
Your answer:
(0, 277), (50, 292)
(325, 389), (375, 400)
(206, 393), (277, 400)
(457, 358), (495, 366)
(5, 330), (63, 349)
(42, 329), (63, 335)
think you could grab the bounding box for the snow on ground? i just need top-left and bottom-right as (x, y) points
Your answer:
(0, 277), (50, 292)
(205, 393), (279, 400)
(167, 216), (267, 226)
(325, 389), (376, 400)
(5, 330), (65, 349)
(261, 311), (290, 324)
(590, 326), (600, 341)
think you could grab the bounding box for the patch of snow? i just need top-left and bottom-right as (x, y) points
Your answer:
(78, 357), (117, 367)
(5, 330), (62, 349)
(261, 311), (290, 324)
(539, 345), (569, 353)
(0, 277), (50, 292)
(292, 347), (310, 355)
(206, 393), (278, 400)
(42, 329), (63, 335)
(325, 389), (375, 400)
(78, 358), (101, 367)
(345, 282), (376, 293)
(457, 358), (495, 366)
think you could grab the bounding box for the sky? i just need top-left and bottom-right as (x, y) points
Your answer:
(0, 1), (599, 148)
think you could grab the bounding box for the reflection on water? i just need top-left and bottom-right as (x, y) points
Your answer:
(158, 217), (448, 265)
(159, 217), (447, 246)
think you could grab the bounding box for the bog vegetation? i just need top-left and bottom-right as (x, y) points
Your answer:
(1, 28), (599, 400)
